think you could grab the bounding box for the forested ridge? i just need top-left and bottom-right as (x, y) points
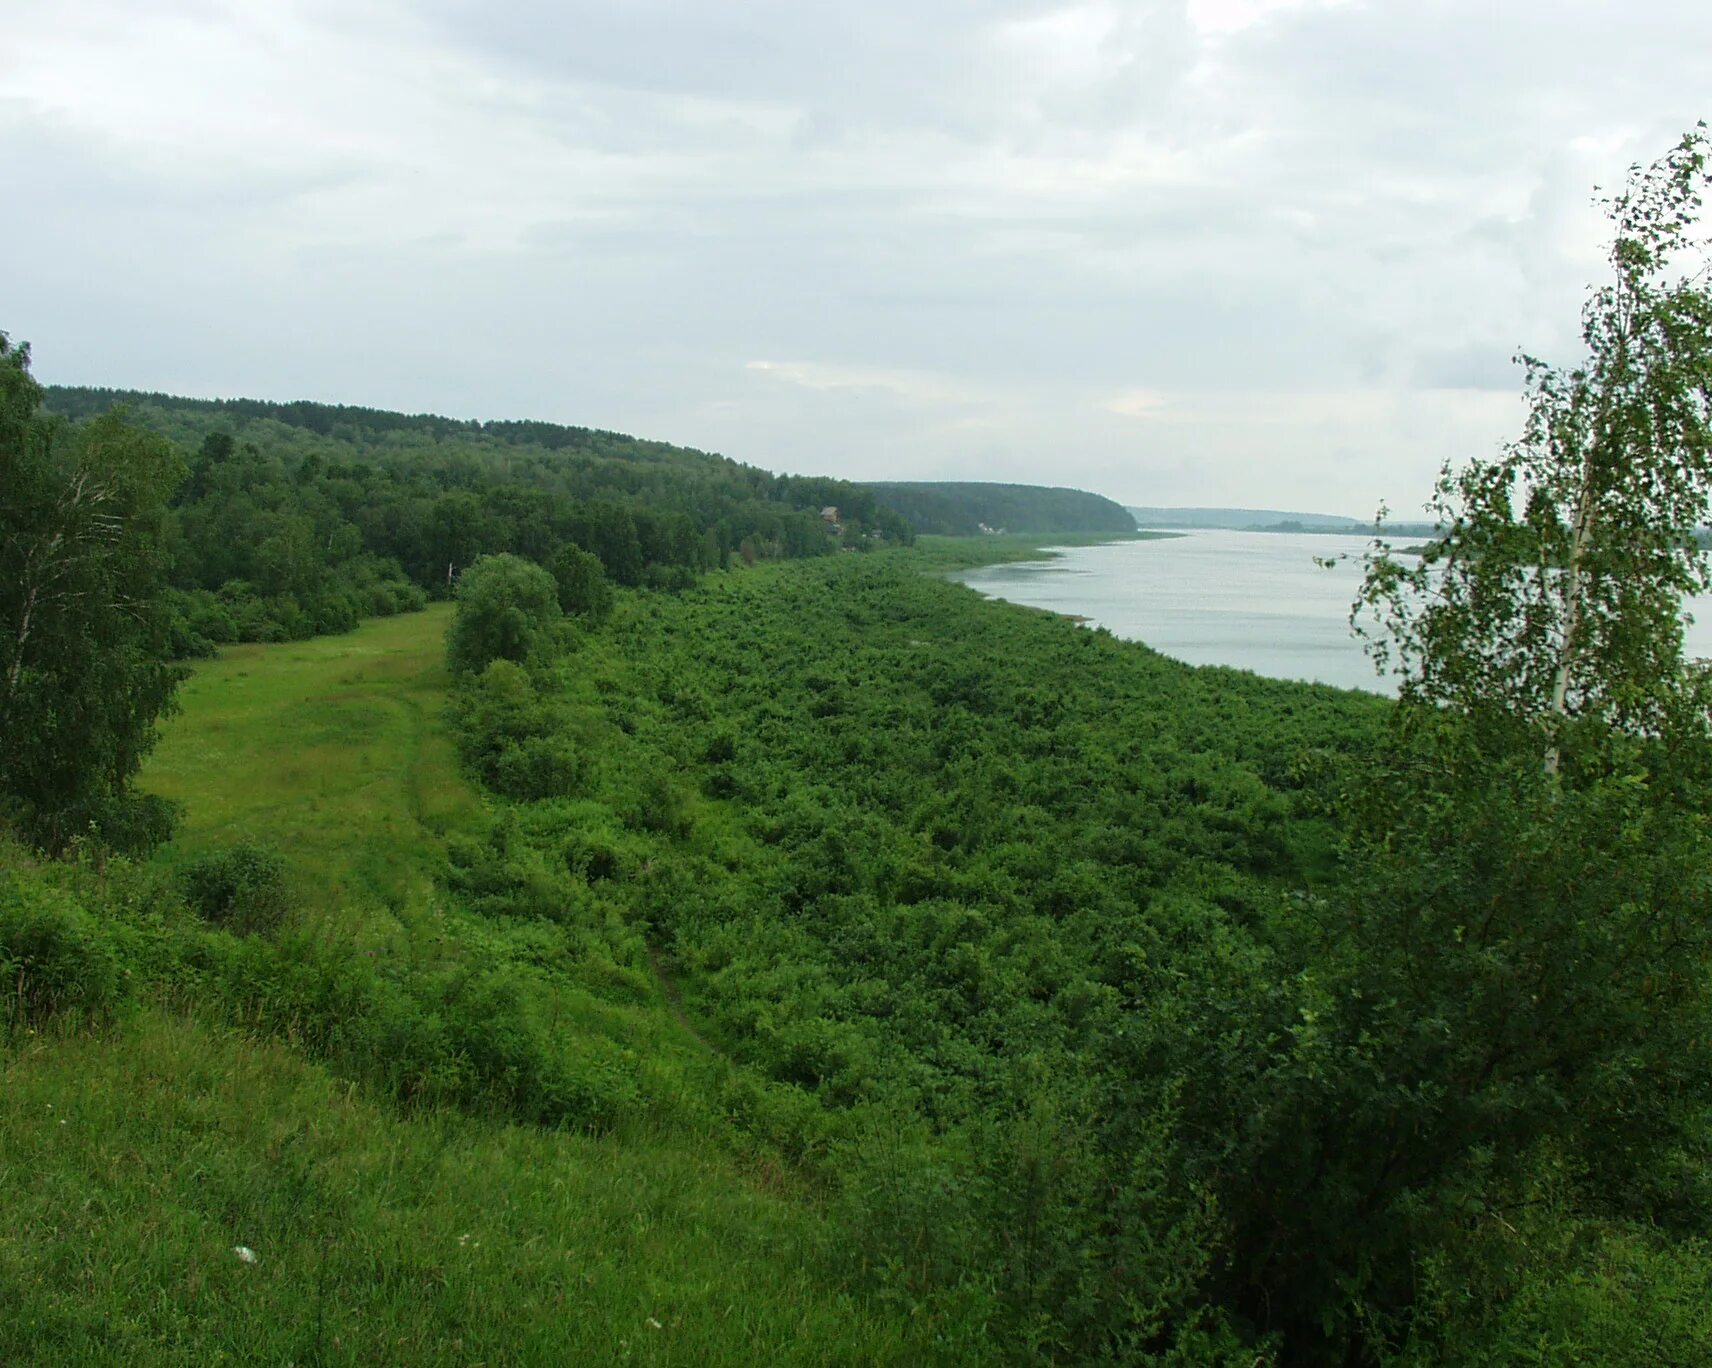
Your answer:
(861, 480), (1139, 536)
(6, 131), (1712, 1365)
(40, 382), (920, 658)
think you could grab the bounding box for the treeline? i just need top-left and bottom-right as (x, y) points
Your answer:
(861, 480), (1138, 536)
(44, 385), (916, 655)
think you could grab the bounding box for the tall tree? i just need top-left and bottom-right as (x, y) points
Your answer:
(1234, 128), (1712, 1359)
(1, 334), (186, 850)
(1358, 124), (1712, 778)
(445, 553), (563, 676)
(550, 543), (612, 623)
(1138, 130), (1712, 1361)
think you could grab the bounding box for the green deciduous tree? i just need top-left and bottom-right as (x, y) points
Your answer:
(1358, 124), (1712, 778)
(1231, 128), (1712, 1359)
(550, 543), (613, 623)
(1, 333), (185, 850)
(445, 552), (562, 676)
(566, 502), (644, 587)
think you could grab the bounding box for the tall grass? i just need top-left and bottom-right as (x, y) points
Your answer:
(1, 1011), (932, 1365)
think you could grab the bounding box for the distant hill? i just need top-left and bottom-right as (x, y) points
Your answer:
(1128, 506), (1439, 537)
(864, 482), (1137, 537)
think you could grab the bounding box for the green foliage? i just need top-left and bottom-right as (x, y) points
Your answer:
(452, 660), (584, 801)
(0, 334), (186, 852)
(1391, 1215), (1712, 1367)
(441, 548), (1384, 1356)
(0, 874), (129, 1031)
(861, 481), (1136, 536)
(1106, 758), (1712, 1356)
(44, 382), (896, 647)
(446, 553), (563, 675)
(178, 842), (290, 934)
(550, 542), (612, 621)
(566, 501), (647, 586)
(1359, 126), (1712, 774)
(1275, 128), (1712, 1362)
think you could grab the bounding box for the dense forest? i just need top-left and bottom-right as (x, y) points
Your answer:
(5, 132), (1712, 1365)
(40, 384), (925, 659)
(863, 481), (1138, 536)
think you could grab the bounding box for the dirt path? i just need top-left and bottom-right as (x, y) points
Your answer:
(646, 944), (717, 1056)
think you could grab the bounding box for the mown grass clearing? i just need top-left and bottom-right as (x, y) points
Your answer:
(141, 605), (482, 947)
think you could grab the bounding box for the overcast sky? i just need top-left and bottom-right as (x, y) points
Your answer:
(4, 2), (1709, 514)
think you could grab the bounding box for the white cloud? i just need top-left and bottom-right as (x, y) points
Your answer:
(1187, 0), (1349, 39)
(1104, 389), (1173, 419)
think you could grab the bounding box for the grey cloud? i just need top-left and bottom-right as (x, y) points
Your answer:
(5, 1), (1711, 514)
(414, 0), (1050, 134)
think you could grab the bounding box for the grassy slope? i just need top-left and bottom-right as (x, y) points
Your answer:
(141, 604), (482, 949)
(1, 1017), (919, 1366)
(2, 604), (930, 1367)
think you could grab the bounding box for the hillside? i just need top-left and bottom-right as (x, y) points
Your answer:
(37, 384), (916, 656)
(2, 605), (929, 1365)
(10, 533), (1712, 1364)
(862, 481), (1138, 536)
(9, 341), (1712, 1363)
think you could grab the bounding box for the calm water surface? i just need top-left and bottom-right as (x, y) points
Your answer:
(954, 531), (1712, 696)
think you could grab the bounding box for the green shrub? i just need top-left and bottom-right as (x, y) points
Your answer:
(630, 770), (693, 838)
(562, 828), (625, 882)
(307, 588), (361, 635)
(453, 660), (583, 800)
(87, 792), (179, 856)
(1389, 1212), (1712, 1367)
(447, 553), (563, 675)
(643, 562), (697, 592)
(178, 842), (290, 934)
(491, 735), (584, 801)
(551, 543), (613, 622)
(0, 879), (127, 1030)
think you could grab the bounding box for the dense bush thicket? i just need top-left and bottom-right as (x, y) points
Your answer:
(861, 481), (1138, 536)
(425, 551), (1712, 1364)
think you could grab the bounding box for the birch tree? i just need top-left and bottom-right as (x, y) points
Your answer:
(1230, 132), (1712, 1358)
(1358, 126), (1712, 778)
(1, 334), (184, 849)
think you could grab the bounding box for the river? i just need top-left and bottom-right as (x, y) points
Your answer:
(952, 530), (1712, 696)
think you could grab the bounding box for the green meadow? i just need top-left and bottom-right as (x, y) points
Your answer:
(141, 603), (482, 946)
(1, 1012), (925, 1366)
